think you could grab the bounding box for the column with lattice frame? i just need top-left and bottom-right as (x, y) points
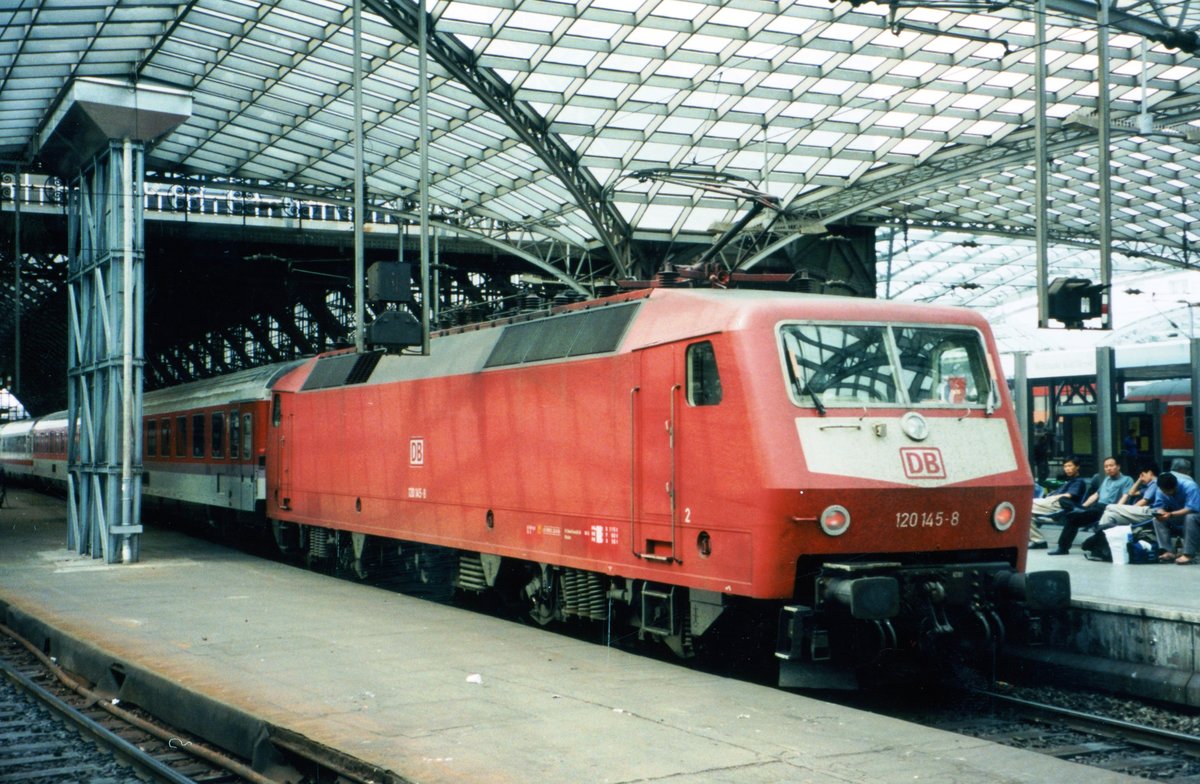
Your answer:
(65, 142), (144, 562)
(40, 79), (191, 563)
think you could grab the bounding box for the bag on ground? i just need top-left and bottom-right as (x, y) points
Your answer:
(1080, 531), (1112, 562)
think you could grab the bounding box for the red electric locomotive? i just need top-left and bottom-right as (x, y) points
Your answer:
(264, 287), (1068, 686)
(0, 287), (1069, 686)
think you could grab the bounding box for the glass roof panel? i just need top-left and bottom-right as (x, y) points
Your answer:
(0, 0), (1196, 350)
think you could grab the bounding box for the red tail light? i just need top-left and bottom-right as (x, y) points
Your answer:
(820, 505), (851, 537)
(992, 501), (1015, 532)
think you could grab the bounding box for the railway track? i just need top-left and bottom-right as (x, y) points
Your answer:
(0, 662), (211, 783)
(0, 626), (265, 783)
(0, 624), (405, 784)
(934, 689), (1200, 779)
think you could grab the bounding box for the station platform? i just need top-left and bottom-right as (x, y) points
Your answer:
(0, 490), (1137, 784)
(1028, 533), (1200, 615)
(1016, 528), (1200, 706)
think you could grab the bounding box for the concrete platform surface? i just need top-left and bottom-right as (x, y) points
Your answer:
(0, 491), (1134, 783)
(1028, 530), (1200, 619)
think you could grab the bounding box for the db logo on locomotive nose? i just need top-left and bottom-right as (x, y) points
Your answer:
(900, 447), (946, 479)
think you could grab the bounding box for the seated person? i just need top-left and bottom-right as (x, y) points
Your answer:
(1029, 457), (1089, 548)
(1150, 472), (1200, 564)
(1049, 456), (1134, 555)
(1096, 462), (1159, 530)
(1031, 457), (1089, 518)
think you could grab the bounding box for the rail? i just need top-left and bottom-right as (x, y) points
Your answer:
(0, 655), (198, 783)
(977, 689), (1200, 759)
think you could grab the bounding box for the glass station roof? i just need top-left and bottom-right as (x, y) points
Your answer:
(2, 0), (1199, 344)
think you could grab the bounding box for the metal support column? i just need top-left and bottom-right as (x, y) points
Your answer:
(418, 0), (431, 356)
(37, 78), (189, 562)
(66, 141), (145, 562)
(1095, 346), (1117, 470)
(1191, 339), (1200, 472)
(352, 0), (366, 353)
(1097, 0), (1114, 329)
(1035, 0), (1050, 328)
(1013, 351), (1031, 455)
(12, 165), (20, 397)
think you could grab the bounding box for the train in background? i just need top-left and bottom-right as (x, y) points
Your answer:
(1029, 377), (1193, 475)
(0, 287), (1070, 688)
(1126, 378), (1194, 464)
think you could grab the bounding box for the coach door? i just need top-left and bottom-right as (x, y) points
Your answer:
(632, 346), (680, 563)
(229, 407), (255, 511)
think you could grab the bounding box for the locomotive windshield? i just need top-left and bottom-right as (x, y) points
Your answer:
(780, 323), (994, 410)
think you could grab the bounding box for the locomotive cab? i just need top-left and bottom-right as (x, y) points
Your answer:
(764, 316), (1070, 687)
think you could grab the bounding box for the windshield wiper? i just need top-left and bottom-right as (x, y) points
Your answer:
(808, 387), (827, 416)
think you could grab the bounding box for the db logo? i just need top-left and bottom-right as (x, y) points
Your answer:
(901, 447), (946, 479)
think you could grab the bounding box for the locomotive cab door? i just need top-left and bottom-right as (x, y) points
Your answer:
(633, 345), (681, 563)
(631, 339), (723, 564)
(270, 393), (293, 511)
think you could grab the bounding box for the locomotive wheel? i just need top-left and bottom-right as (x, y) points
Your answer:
(271, 519), (300, 558)
(526, 564), (559, 626)
(335, 532), (373, 581)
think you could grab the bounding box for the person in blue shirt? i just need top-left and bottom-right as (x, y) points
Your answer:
(1049, 456), (1134, 555)
(1149, 472), (1200, 564)
(1029, 456), (1089, 548)
(1095, 462), (1159, 530)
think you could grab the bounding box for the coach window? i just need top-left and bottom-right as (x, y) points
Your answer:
(176, 416), (187, 457)
(687, 341), (723, 406)
(146, 420), (157, 457)
(228, 411), (240, 461)
(242, 413), (253, 460)
(211, 412), (224, 458)
(160, 419), (170, 458)
(192, 414), (205, 458)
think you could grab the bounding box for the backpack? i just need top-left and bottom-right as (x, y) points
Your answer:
(1127, 524), (1159, 564)
(1127, 537), (1157, 564)
(1080, 531), (1112, 562)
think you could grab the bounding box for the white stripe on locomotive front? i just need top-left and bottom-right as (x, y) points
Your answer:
(794, 417), (1017, 487)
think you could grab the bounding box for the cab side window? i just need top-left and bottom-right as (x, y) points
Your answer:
(687, 341), (723, 406)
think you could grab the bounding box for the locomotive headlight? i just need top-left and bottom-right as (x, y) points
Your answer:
(991, 501), (1016, 532)
(820, 505), (851, 537)
(900, 411), (929, 441)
